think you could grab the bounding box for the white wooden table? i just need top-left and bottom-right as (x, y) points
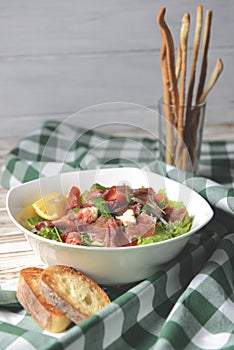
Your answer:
(0, 138), (44, 283)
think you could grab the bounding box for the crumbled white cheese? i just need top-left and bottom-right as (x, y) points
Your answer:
(89, 206), (98, 220)
(116, 209), (136, 226)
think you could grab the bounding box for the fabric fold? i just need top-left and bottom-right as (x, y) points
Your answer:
(1, 120), (234, 349)
(1, 120), (233, 216)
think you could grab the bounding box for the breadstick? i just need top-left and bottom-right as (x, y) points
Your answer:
(197, 58), (223, 104)
(160, 37), (170, 106)
(175, 44), (182, 82)
(157, 8), (179, 121)
(160, 38), (174, 164)
(178, 13), (190, 134)
(175, 13), (190, 169)
(187, 5), (203, 106)
(196, 9), (213, 103)
(182, 5), (203, 170)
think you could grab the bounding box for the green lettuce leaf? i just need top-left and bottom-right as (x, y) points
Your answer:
(137, 212), (193, 246)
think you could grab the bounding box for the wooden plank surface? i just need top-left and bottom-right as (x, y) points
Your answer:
(0, 137), (44, 283)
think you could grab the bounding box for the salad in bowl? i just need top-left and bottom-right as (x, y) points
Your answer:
(25, 183), (193, 248)
(7, 168), (213, 284)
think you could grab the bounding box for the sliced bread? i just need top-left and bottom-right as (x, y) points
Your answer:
(16, 267), (71, 333)
(40, 265), (110, 324)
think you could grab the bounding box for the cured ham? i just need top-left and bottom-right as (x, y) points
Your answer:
(26, 183), (193, 247)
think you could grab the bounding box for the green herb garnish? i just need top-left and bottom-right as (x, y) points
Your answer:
(80, 233), (104, 247)
(38, 226), (62, 242)
(80, 233), (93, 246)
(124, 192), (132, 202)
(25, 216), (43, 230)
(80, 189), (89, 206)
(92, 197), (111, 218)
(89, 183), (106, 192)
(81, 183), (106, 206)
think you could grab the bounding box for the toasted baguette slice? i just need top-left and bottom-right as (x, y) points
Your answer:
(40, 265), (110, 324)
(16, 267), (71, 333)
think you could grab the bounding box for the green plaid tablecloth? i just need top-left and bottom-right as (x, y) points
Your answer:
(0, 120), (234, 350)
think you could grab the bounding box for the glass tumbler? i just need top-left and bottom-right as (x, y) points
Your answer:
(158, 98), (206, 173)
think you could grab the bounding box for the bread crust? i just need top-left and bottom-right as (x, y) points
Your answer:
(16, 265), (110, 330)
(40, 265), (110, 324)
(16, 267), (71, 333)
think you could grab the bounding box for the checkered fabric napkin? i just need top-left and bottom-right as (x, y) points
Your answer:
(0, 120), (234, 350)
(1, 120), (234, 212)
(0, 215), (233, 350)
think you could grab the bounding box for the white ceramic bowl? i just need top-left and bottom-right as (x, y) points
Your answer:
(6, 168), (213, 285)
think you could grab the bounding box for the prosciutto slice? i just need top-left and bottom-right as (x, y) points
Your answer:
(125, 212), (156, 243)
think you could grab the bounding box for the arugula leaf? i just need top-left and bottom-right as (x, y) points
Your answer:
(80, 233), (104, 247)
(80, 189), (90, 206)
(140, 202), (165, 218)
(140, 203), (149, 212)
(92, 197), (111, 218)
(89, 183), (106, 192)
(124, 192), (132, 202)
(38, 226), (62, 242)
(25, 216), (43, 230)
(80, 233), (93, 246)
(81, 183), (106, 205)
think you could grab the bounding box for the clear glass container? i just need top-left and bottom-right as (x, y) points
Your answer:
(158, 98), (206, 173)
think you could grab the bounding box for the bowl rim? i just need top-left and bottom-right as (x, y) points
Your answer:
(6, 167), (214, 251)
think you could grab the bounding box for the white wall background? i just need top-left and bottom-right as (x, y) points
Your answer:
(0, 0), (233, 137)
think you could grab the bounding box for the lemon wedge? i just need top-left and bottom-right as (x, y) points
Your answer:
(32, 192), (67, 220)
